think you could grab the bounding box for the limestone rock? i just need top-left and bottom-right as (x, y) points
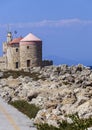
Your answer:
(0, 64), (92, 128)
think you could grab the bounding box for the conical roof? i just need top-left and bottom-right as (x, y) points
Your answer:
(20, 33), (42, 42)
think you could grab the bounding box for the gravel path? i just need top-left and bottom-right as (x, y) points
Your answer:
(0, 97), (37, 130)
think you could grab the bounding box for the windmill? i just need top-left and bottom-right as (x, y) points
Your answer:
(7, 24), (19, 42)
(6, 25), (12, 43)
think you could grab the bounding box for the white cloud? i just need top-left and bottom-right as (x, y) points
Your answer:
(0, 19), (92, 29)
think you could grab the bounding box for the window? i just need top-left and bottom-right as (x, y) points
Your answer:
(27, 46), (29, 49)
(3, 52), (6, 54)
(16, 48), (18, 52)
(16, 62), (19, 69)
(27, 60), (30, 67)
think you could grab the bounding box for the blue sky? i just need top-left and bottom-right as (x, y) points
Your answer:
(0, 0), (92, 65)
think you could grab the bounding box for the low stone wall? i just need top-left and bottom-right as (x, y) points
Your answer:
(42, 60), (53, 67)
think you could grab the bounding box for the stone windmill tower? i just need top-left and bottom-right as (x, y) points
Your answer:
(20, 33), (42, 69)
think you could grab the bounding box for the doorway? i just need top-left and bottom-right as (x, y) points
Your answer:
(16, 62), (19, 69)
(27, 60), (30, 67)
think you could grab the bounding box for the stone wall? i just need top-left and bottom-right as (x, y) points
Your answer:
(7, 44), (20, 70)
(20, 42), (42, 69)
(3, 42), (8, 56)
(0, 57), (6, 70)
(42, 60), (53, 67)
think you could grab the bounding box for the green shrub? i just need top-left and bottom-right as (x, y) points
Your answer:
(2, 70), (45, 80)
(37, 123), (59, 130)
(68, 113), (92, 130)
(9, 100), (40, 118)
(37, 113), (92, 130)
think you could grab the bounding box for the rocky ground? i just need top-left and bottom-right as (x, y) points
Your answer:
(0, 64), (92, 128)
